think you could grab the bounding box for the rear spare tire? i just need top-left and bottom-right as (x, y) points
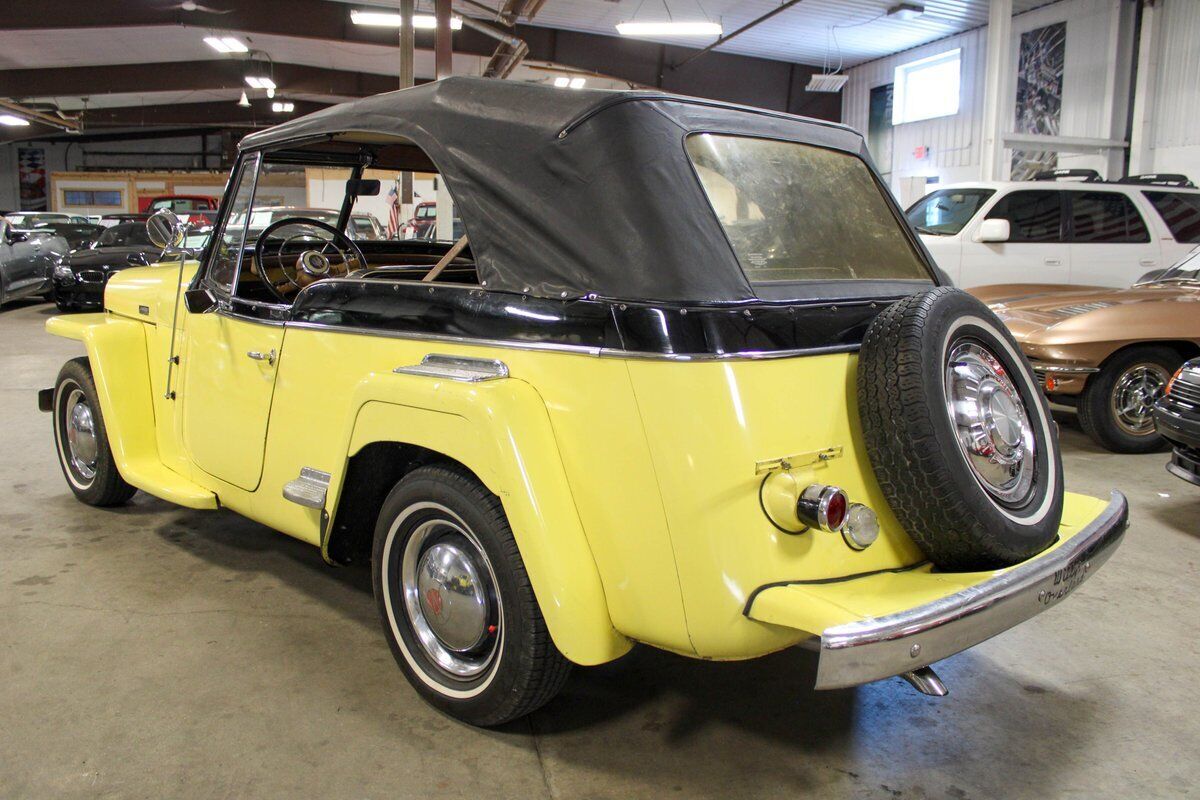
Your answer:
(857, 288), (1063, 571)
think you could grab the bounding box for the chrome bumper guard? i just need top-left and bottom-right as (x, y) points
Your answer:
(815, 491), (1128, 690)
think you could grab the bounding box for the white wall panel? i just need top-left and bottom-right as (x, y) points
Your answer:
(1150, 0), (1200, 151)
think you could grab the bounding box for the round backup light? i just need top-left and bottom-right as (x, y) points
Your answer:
(842, 503), (880, 550)
(796, 484), (849, 533)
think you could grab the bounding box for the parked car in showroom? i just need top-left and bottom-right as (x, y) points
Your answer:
(1154, 358), (1200, 485)
(51, 222), (163, 311)
(971, 246), (1200, 453)
(27, 220), (104, 251)
(40, 78), (1126, 727)
(142, 194), (218, 214)
(1, 217), (69, 306)
(4, 211), (77, 227)
(907, 171), (1200, 289)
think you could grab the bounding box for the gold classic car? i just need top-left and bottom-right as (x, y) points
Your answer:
(971, 248), (1200, 453)
(40, 79), (1126, 727)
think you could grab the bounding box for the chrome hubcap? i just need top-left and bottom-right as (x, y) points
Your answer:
(945, 341), (1036, 504)
(401, 519), (500, 680)
(64, 389), (98, 481)
(1111, 364), (1169, 435)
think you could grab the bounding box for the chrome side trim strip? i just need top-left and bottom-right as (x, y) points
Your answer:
(1032, 365), (1101, 374)
(284, 319), (859, 361)
(808, 490), (1128, 690)
(395, 354), (509, 382)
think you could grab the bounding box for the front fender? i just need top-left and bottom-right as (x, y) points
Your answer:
(44, 314), (217, 509)
(333, 370), (631, 667)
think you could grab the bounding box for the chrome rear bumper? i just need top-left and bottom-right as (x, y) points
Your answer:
(814, 491), (1128, 690)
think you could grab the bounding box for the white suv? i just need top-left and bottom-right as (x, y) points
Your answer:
(905, 172), (1200, 288)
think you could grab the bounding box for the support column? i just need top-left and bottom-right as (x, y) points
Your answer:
(435, 0), (453, 80)
(1127, 0), (1161, 176)
(399, 0), (414, 206)
(979, 0), (1013, 181)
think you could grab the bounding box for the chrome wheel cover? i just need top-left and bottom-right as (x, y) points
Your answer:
(400, 518), (500, 681)
(944, 341), (1036, 505)
(1111, 364), (1169, 435)
(64, 388), (98, 482)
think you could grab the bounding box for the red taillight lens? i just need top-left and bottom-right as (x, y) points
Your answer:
(796, 484), (850, 532)
(825, 490), (848, 531)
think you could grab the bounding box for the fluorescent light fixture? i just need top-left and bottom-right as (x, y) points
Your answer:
(350, 9), (461, 29)
(806, 73), (849, 92)
(887, 3), (925, 20)
(615, 21), (722, 37)
(203, 35), (248, 53)
(0, 114), (30, 126)
(569, 77), (586, 89)
(553, 76), (570, 88)
(245, 75), (276, 90)
(237, 91), (251, 107)
(272, 101), (295, 113)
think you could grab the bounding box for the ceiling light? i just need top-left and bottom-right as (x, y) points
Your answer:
(553, 76), (570, 88)
(615, 21), (722, 37)
(569, 77), (586, 89)
(887, 3), (925, 20)
(245, 75), (276, 90)
(237, 91), (251, 108)
(350, 9), (461, 29)
(806, 73), (849, 92)
(0, 114), (30, 126)
(266, 87), (275, 98)
(272, 101), (295, 113)
(203, 36), (248, 53)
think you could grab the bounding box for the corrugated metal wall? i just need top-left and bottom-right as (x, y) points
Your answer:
(1151, 0), (1200, 150)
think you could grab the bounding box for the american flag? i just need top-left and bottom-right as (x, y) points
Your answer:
(386, 180), (402, 239)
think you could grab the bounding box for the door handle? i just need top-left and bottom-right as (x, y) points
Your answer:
(1139, 259), (1157, 267)
(1044, 258), (1063, 266)
(246, 349), (276, 365)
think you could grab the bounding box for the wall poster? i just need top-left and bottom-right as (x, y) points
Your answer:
(1011, 21), (1066, 180)
(867, 83), (895, 181)
(17, 147), (48, 211)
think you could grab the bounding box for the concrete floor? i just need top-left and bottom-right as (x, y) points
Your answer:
(1, 298), (1197, 800)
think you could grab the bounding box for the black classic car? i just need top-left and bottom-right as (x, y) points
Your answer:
(1155, 358), (1200, 485)
(51, 222), (161, 311)
(0, 218), (69, 306)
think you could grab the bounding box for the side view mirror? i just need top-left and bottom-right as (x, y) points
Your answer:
(146, 209), (185, 249)
(975, 218), (1010, 243)
(184, 287), (218, 314)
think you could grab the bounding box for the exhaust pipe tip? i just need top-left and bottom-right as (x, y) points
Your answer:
(901, 665), (948, 697)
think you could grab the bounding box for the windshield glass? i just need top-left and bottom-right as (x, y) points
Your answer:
(685, 134), (931, 285)
(94, 223), (151, 248)
(905, 189), (995, 235)
(1145, 247), (1200, 284)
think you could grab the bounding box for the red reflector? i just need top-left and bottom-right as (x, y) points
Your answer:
(825, 490), (848, 531)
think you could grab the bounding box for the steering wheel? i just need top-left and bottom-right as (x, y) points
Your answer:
(252, 217), (366, 303)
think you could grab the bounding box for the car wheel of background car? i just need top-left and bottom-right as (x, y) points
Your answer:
(1077, 346), (1180, 454)
(52, 357), (137, 507)
(372, 463), (571, 726)
(857, 287), (1064, 571)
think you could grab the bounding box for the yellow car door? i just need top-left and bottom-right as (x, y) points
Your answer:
(181, 310), (284, 491)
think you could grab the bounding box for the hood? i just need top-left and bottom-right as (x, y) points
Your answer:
(66, 246), (158, 271)
(971, 282), (1200, 348)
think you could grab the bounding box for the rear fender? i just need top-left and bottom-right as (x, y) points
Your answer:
(330, 370), (631, 667)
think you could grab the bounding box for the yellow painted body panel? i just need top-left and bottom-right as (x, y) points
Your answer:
(45, 264), (1121, 668)
(747, 492), (1109, 633)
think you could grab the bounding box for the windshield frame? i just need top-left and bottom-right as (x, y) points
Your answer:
(682, 130), (937, 301)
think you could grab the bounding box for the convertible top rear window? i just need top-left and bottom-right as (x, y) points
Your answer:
(686, 134), (931, 285)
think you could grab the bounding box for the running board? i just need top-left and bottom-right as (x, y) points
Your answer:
(283, 467), (331, 509)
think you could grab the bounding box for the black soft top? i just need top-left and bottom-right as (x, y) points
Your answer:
(240, 77), (875, 303)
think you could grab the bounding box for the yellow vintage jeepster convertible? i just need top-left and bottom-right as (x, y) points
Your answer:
(42, 78), (1127, 726)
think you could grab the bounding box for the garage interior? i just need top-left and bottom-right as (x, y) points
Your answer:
(1, 1), (1198, 798)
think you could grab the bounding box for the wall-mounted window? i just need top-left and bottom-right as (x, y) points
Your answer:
(62, 189), (123, 206)
(892, 49), (961, 124)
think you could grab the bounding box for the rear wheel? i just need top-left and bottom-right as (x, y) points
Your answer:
(1078, 346), (1179, 454)
(52, 358), (137, 506)
(372, 464), (570, 726)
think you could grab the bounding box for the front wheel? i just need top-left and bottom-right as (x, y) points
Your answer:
(1078, 346), (1179, 454)
(52, 358), (137, 506)
(372, 464), (570, 726)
